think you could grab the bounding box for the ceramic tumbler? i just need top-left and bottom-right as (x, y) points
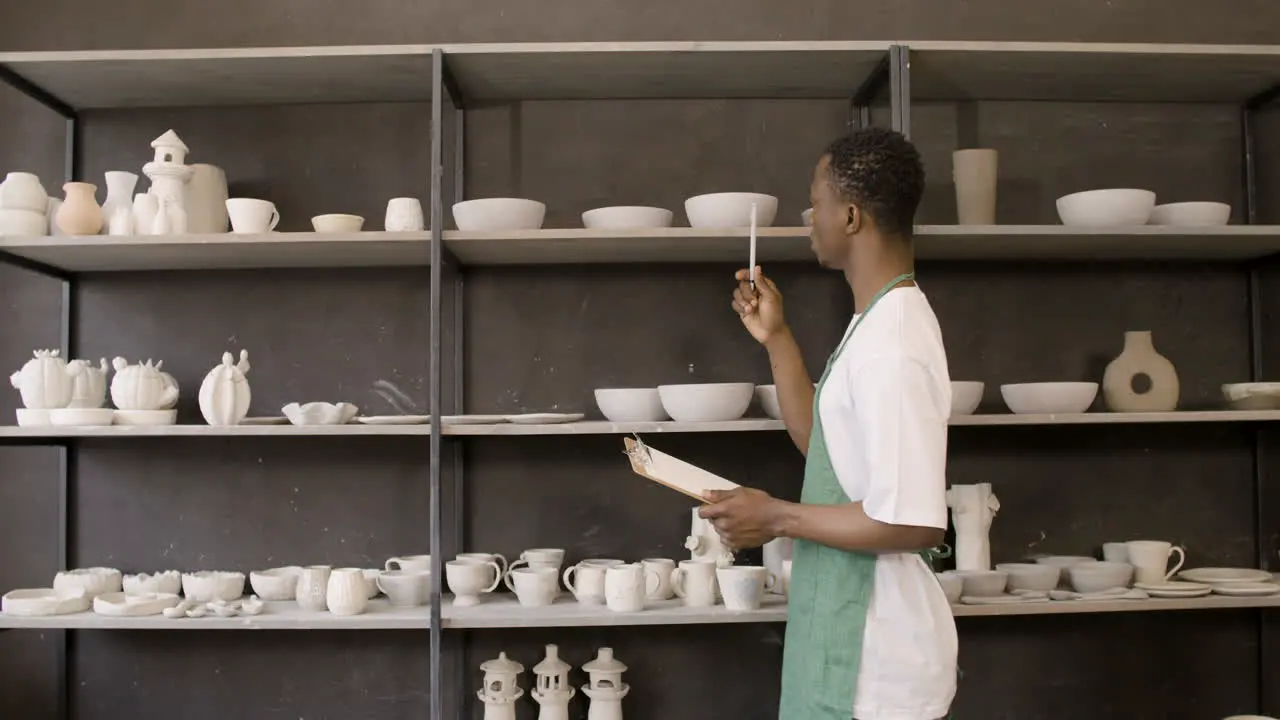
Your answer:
(296, 565), (331, 612)
(326, 568), (368, 616)
(385, 197), (425, 231)
(952, 149), (997, 225)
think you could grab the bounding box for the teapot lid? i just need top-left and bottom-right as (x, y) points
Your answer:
(480, 652), (524, 675)
(583, 647), (626, 674)
(533, 644), (571, 675)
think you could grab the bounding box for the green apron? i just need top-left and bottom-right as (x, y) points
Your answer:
(778, 272), (916, 720)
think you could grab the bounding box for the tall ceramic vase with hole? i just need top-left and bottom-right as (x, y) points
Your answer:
(1102, 330), (1179, 412)
(953, 149), (997, 225)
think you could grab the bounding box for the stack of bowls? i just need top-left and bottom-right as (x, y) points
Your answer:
(0, 171), (50, 237)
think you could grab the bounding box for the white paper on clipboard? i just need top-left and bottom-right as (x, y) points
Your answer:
(623, 436), (740, 502)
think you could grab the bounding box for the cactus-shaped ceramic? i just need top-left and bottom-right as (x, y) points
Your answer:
(198, 350), (251, 426)
(9, 349), (76, 409)
(110, 357), (179, 411)
(68, 358), (109, 409)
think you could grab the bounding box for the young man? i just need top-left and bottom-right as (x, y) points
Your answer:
(699, 128), (957, 720)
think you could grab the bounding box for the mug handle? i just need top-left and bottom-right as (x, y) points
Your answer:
(481, 561), (503, 593)
(671, 568), (686, 598)
(492, 554), (509, 575)
(763, 572), (777, 592)
(267, 206), (280, 232)
(1164, 546), (1187, 580)
(644, 569), (661, 597)
(507, 558), (529, 574)
(562, 564), (579, 597)
(375, 575), (389, 595)
(503, 569), (518, 593)
(385, 558), (402, 571)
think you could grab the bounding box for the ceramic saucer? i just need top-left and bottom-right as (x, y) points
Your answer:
(960, 594), (1048, 605)
(1135, 581), (1212, 598)
(1178, 567), (1272, 584)
(1211, 582), (1280, 597)
(356, 415), (430, 425)
(504, 413), (585, 425)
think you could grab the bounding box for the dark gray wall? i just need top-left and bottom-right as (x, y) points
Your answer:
(3, 4), (1280, 720)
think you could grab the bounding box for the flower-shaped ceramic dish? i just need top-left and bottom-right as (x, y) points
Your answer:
(181, 571), (246, 603)
(282, 402), (359, 426)
(1, 588), (90, 616)
(53, 567), (122, 598)
(123, 570), (182, 596)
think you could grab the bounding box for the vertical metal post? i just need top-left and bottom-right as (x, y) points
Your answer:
(58, 107), (78, 720)
(889, 45), (911, 139)
(849, 53), (889, 132)
(428, 48), (445, 720)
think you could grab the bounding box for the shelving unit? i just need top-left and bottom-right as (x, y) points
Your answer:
(1, 39), (1279, 720)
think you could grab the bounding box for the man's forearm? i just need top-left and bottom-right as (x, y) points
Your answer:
(765, 329), (815, 456)
(769, 500), (944, 553)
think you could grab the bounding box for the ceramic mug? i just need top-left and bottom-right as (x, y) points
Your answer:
(562, 560), (623, 606)
(385, 197), (425, 232)
(326, 568), (368, 616)
(1126, 540), (1186, 584)
(456, 552), (508, 582)
(446, 560), (501, 607)
(716, 565), (776, 611)
(604, 563), (660, 613)
(226, 198), (280, 234)
(508, 548), (566, 573)
(376, 569), (430, 607)
(504, 566), (559, 607)
(642, 558), (676, 601)
(385, 554), (431, 573)
(672, 559), (718, 608)
(1102, 542), (1130, 563)
(296, 565), (331, 612)
(781, 559), (793, 596)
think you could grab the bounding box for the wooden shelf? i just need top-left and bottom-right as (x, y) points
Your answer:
(0, 232), (432, 272)
(0, 424), (431, 438)
(443, 419), (783, 436)
(442, 227), (811, 265)
(0, 599), (429, 629)
(905, 41), (1280, 103)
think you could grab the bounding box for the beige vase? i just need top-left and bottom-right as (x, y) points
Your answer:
(55, 182), (103, 235)
(952, 149), (997, 225)
(1102, 330), (1179, 412)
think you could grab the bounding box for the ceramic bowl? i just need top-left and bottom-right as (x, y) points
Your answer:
(1068, 561), (1133, 593)
(0, 208), (47, 236)
(250, 566), (302, 601)
(1222, 382), (1280, 410)
(945, 570), (1007, 597)
(1056, 189), (1156, 226)
(756, 385), (781, 420)
(950, 381), (984, 416)
(282, 402), (359, 426)
(49, 408), (115, 427)
(123, 571), (182, 596)
(684, 192), (779, 228)
(657, 383), (755, 422)
(1148, 201), (1230, 227)
(182, 571), (246, 603)
(452, 198), (545, 231)
(53, 568), (123, 598)
(934, 572), (963, 603)
(995, 563), (1060, 592)
(1000, 382), (1098, 414)
(311, 213), (365, 233)
(593, 388), (668, 423)
(582, 206), (673, 229)
(15, 408), (51, 427)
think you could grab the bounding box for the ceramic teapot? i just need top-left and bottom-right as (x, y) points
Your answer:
(110, 357), (179, 411)
(68, 358), (109, 409)
(9, 349), (77, 409)
(198, 350), (251, 426)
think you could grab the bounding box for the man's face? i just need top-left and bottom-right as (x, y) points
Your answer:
(809, 154), (857, 269)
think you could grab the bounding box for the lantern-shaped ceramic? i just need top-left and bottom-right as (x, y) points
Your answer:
(582, 647), (626, 691)
(9, 349), (75, 409)
(68, 358), (108, 409)
(110, 358), (180, 411)
(534, 644), (573, 695)
(198, 350), (251, 425)
(479, 652), (524, 701)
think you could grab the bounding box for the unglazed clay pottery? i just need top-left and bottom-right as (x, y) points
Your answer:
(311, 214), (364, 233)
(1001, 382), (1098, 414)
(716, 565), (775, 611)
(684, 192), (778, 227)
(604, 563), (658, 613)
(68, 358), (108, 409)
(376, 570), (430, 607)
(123, 571), (182, 596)
(755, 384), (782, 420)
(943, 569), (1007, 597)
(1178, 568), (1272, 584)
(1056, 188), (1156, 226)
(53, 567), (123, 598)
(296, 565), (331, 611)
(15, 409), (50, 426)
(385, 197), (424, 232)
(762, 538), (791, 596)
(144, 130), (193, 233)
(657, 382), (754, 422)
(101, 171), (138, 235)
(107, 205), (134, 236)
(457, 552), (509, 580)
(110, 358), (178, 411)
(950, 381), (984, 416)
(2, 588), (90, 616)
(226, 198), (279, 233)
(1210, 582), (1280, 596)
(0, 208), (46, 236)
(953, 149), (997, 225)
(326, 568), (368, 615)
(132, 193), (159, 235)
(385, 554), (431, 573)
(1125, 540), (1186, 584)
(581, 206), (674, 229)
(46, 197), (62, 235)
(563, 561), (613, 606)
(49, 408), (114, 426)
(505, 566), (559, 607)
(1103, 331), (1179, 412)
(1068, 561), (1133, 593)
(642, 558), (677, 600)
(532, 644), (575, 719)
(477, 652), (524, 720)
(93, 591), (181, 617)
(56, 182), (103, 235)
(282, 402), (358, 426)
(935, 572), (963, 603)
(0, 172), (48, 212)
(582, 648), (629, 720)
(1149, 201), (1230, 226)
(504, 413), (584, 424)
(509, 548), (565, 573)
(452, 198), (545, 231)
(198, 350), (251, 426)
(181, 571), (245, 603)
(995, 563), (1059, 592)
(946, 483), (1000, 571)
(1102, 542), (1130, 562)
(10, 349), (76, 409)
(446, 560), (502, 607)
(1223, 383), (1280, 410)
(1134, 580), (1211, 598)
(184, 164), (229, 233)
(671, 559), (718, 608)
(249, 566), (302, 601)
(113, 409), (177, 425)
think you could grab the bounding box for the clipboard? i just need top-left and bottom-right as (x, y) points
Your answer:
(623, 436), (740, 502)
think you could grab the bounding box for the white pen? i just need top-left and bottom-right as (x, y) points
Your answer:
(748, 202), (758, 290)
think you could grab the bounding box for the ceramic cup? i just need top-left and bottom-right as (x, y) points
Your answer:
(604, 563), (660, 613)
(296, 565), (332, 612)
(1126, 540), (1186, 584)
(327, 568), (369, 616)
(504, 566), (559, 607)
(385, 197), (425, 231)
(717, 565), (776, 611)
(508, 548), (566, 573)
(226, 198), (280, 234)
(952, 148), (998, 225)
(562, 559), (623, 606)
(672, 560), (718, 608)
(1102, 542), (1131, 563)
(456, 553), (508, 585)
(385, 554), (431, 573)
(446, 560), (501, 607)
(376, 569), (430, 607)
(642, 558), (676, 601)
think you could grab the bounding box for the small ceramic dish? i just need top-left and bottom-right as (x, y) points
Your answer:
(49, 408), (115, 427)
(53, 567), (123, 598)
(311, 214), (365, 233)
(113, 409), (177, 426)
(93, 592), (181, 617)
(504, 413), (584, 425)
(15, 408), (51, 427)
(282, 402), (359, 426)
(1, 588), (91, 616)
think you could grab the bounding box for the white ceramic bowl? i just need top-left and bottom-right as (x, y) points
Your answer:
(1148, 201), (1230, 227)
(995, 563), (1060, 592)
(684, 193), (779, 228)
(49, 408), (115, 427)
(182, 571), (246, 603)
(950, 381), (984, 416)
(1222, 382), (1280, 410)
(0, 208), (47, 236)
(945, 569), (1007, 597)
(755, 385), (781, 420)
(1056, 189), (1156, 226)
(1000, 382), (1098, 414)
(582, 206), (673, 229)
(250, 566), (302, 601)
(282, 402), (359, 425)
(1068, 561), (1133, 593)
(934, 572), (963, 603)
(311, 213), (365, 233)
(452, 198), (545, 231)
(593, 388), (668, 423)
(123, 571), (182, 596)
(657, 383), (755, 422)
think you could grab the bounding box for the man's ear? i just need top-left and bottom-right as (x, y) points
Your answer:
(845, 203), (862, 235)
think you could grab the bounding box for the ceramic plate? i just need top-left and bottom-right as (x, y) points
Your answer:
(1135, 581), (1212, 598)
(959, 594), (1048, 605)
(356, 415), (430, 425)
(1178, 568), (1272, 584)
(504, 413), (585, 425)
(440, 415), (509, 425)
(240, 417), (288, 425)
(1211, 582), (1280, 597)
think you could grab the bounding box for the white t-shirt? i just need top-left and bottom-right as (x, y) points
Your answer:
(816, 286), (958, 720)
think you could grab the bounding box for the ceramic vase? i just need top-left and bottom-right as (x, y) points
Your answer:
(101, 171), (138, 234)
(132, 194), (159, 235)
(1102, 330), (1179, 412)
(0, 172), (48, 212)
(946, 483), (1000, 572)
(326, 568), (368, 615)
(953, 149), (997, 225)
(184, 164), (229, 233)
(198, 351), (251, 425)
(55, 183), (103, 235)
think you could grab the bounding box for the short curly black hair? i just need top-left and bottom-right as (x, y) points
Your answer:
(823, 128), (925, 238)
